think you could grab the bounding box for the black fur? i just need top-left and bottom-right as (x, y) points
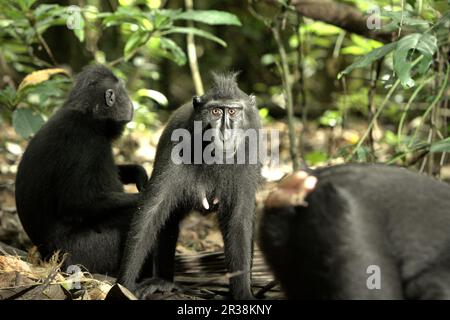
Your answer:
(260, 164), (450, 299)
(118, 73), (262, 299)
(15, 65), (148, 275)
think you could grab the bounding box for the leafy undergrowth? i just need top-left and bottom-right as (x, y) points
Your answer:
(0, 245), (282, 300)
(0, 252), (119, 300)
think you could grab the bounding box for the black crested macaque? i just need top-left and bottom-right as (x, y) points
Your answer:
(15, 65), (148, 275)
(119, 73), (262, 299)
(260, 164), (450, 299)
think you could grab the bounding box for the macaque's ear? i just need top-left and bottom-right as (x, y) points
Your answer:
(193, 96), (203, 109)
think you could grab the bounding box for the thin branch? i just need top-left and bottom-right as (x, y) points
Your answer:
(295, 14), (307, 162)
(367, 59), (383, 156)
(348, 78), (401, 161)
(265, 0), (394, 43)
(249, 0), (299, 170)
(27, 16), (58, 66)
(349, 56), (424, 161)
(108, 34), (151, 67)
(185, 0), (204, 96)
(409, 63), (450, 149)
(397, 77), (433, 144)
(272, 21), (299, 171)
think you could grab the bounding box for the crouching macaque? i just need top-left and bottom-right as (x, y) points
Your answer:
(260, 164), (450, 299)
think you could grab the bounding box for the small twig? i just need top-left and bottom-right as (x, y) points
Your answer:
(439, 75), (449, 168)
(332, 31), (346, 58)
(367, 59), (383, 156)
(349, 57), (424, 161)
(255, 280), (278, 299)
(348, 78), (401, 161)
(108, 33), (152, 67)
(185, 0), (204, 96)
(9, 28), (51, 67)
(272, 20), (299, 171)
(27, 15), (58, 65)
(161, 270), (248, 300)
(248, 1), (299, 170)
(295, 13), (308, 164)
(397, 0), (405, 39)
(341, 76), (348, 129)
(6, 267), (59, 300)
(397, 76), (433, 144)
(409, 63), (449, 149)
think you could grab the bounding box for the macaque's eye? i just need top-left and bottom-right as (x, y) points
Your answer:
(105, 89), (115, 107)
(228, 108), (239, 117)
(211, 108), (223, 116)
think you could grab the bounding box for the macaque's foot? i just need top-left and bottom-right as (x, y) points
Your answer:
(265, 171), (318, 208)
(135, 278), (181, 299)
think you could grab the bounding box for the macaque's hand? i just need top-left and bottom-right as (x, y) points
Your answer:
(265, 171), (318, 208)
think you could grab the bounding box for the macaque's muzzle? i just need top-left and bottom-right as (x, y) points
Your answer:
(117, 99), (134, 122)
(215, 129), (240, 155)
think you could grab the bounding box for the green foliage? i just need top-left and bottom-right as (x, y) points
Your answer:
(341, 35), (383, 55)
(339, 8), (447, 89)
(0, 1), (242, 138)
(430, 137), (450, 153)
(159, 37), (186, 65)
(12, 108), (45, 139)
(304, 151), (328, 166)
(393, 33), (437, 88)
(175, 10), (242, 26)
(0, 73), (70, 138)
(0, 0), (82, 72)
(100, 7), (241, 64)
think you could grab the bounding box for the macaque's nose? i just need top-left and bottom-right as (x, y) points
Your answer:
(222, 129), (234, 141)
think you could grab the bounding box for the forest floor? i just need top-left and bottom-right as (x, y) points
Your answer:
(1, 117), (448, 300)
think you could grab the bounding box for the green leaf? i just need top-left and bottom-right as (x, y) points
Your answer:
(393, 33), (437, 88)
(259, 108), (269, 119)
(16, 0), (36, 10)
(137, 89), (169, 106)
(301, 21), (342, 36)
(341, 45), (371, 56)
(163, 27), (227, 47)
(434, 11), (450, 28)
(73, 23), (85, 42)
(0, 86), (17, 109)
(12, 108), (45, 138)
(319, 110), (342, 127)
(149, 9), (179, 28)
(159, 37), (187, 65)
(305, 151), (328, 165)
(430, 137), (450, 153)
(338, 42), (396, 78)
(35, 5), (69, 33)
(175, 10), (241, 26)
(383, 130), (398, 146)
(124, 30), (149, 59)
(101, 6), (145, 27)
(355, 146), (369, 162)
(380, 10), (430, 32)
